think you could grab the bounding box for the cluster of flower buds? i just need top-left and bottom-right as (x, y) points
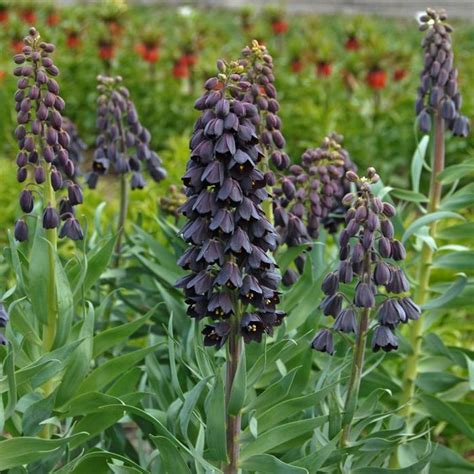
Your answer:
(239, 40), (289, 177)
(87, 75), (166, 190)
(416, 8), (470, 137)
(13, 28), (84, 242)
(176, 59), (285, 349)
(159, 185), (187, 220)
(275, 133), (356, 285)
(0, 303), (8, 346)
(311, 168), (420, 355)
(60, 116), (87, 179)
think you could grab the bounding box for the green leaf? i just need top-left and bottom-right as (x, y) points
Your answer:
(205, 372), (227, 462)
(423, 273), (468, 310)
(240, 416), (327, 460)
(411, 135), (429, 193)
(57, 392), (121, 418)
(179, 377), (210, 442)
(29, 231), (51, 325)
(432, 251), (474, 272)
(415, 372), (465, 393)
(253, 381), (339, 433)
(0, 433), (89, 470)
(428, 442), (474, 473)
(228, 344), (246, 416)
(70, 235), (117, 300)
(92, 310), (152, 358)
(240, 454), (308, 473)
(77, 344), (159, 395)
(246, 368), (298, 414)
(22, 393), (55, 436)
(390, 188), (428, 203)
(0, 339), (83, 394)
(54, 449), (148, 474)
(402, 211), (464, 244)
(438, 162), (474, 184)
(150, 436), (191, 474)
(7, 231), (25, 293)
(56, 303), (95, 405)
(419, 394), (474, 441)
(437, 222), (474, 240)
(5, 351), (16, 420)
(353, 445), (432, 473)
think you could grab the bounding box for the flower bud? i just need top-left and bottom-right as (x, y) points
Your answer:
(14, 219), (29, 241)
(42, 206), (59, 229)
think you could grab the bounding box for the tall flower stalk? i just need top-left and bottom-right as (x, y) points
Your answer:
(311, 168), (418, 447)
(400, 8), (469, 418)
(13, 27), (83, 438)
(87, 75), (166, 265)
(176, 59), (284, 473)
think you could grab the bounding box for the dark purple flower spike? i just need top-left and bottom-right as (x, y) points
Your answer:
(176, 58), (285, 348)
(13, 28), (83, 241)
(87, 75), (167, 190)
(416, 8), (470, 137)
(276, 133), (356, 285)
(311, 167), (419, 355)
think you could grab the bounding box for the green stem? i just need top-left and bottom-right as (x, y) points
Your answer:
(224, 315), (242, 474)
(40, 164), (58, 439)
(400, 113), (445, 417)
(340, 307), (370, 447)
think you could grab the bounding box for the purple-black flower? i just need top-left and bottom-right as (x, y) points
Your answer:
(311, 329), (334, 355)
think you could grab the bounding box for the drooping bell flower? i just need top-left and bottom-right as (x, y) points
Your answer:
(86, 75), (166, 190)
(176, 58), (285, 347)
(416, 8), (470, 136)
(0, 302), (8, 345)
(61, 117), (87, 179)
(13, 28), (84, 241)
(311, 168), (419, 354)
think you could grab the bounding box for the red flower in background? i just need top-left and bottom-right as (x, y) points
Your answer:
(366, 68), (387, 90)
(317, 61), (333, 77)
(47, 12), (60, 27)
(272, 20), (288, 35)
(20, 8), (36, 24)
(183, 53), (198, 67)
(0, 70), (5, 83)
(345, 35), (360, 51)
(393, 68), (408, 81)
(0, 7), (8, 23)
(291, 58), (303, 73)
(11, 38), (24, 54)
(67, 33), (81, 49)
(106, 20), (123, 37)
(173, 57), (189, 79)
(136, 43), (160, 63)
(99, 42), (115, 61)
